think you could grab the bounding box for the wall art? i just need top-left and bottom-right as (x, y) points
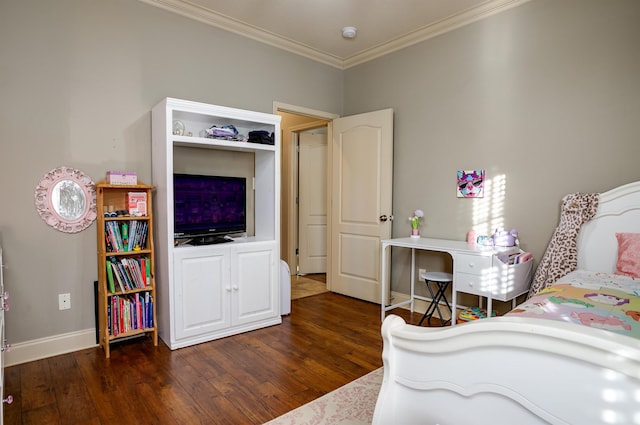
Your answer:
(456, 169), (485, 198)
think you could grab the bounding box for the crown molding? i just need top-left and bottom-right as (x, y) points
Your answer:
(139, 0), (343, 68)
(343, 0), (533, 69)
(140, 0), (532, 70)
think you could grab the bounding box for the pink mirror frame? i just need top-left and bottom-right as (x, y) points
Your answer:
(34, 166), (97, 233)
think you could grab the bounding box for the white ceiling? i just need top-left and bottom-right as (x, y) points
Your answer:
(140, 0), (530, 69)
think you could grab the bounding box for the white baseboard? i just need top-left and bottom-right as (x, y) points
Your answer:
(4, 328), (98, 367)
(2, 292), (456, 367)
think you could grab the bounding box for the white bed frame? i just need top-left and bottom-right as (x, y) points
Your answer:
(373, 181), (640, 425)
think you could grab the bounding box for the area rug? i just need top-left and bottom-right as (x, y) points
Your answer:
(263, 368), (383, 425)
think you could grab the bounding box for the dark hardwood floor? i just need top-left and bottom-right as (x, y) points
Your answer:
(4, 292), (427, 425)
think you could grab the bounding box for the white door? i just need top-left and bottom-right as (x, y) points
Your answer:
(298, 130), (327, 274)
(329, 109), (394, 303)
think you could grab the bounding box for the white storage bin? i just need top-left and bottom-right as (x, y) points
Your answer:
(492, 255), (534, 301)
(280, 260), (291, 315)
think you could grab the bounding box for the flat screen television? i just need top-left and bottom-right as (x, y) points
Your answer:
(173, 173), (246, 241)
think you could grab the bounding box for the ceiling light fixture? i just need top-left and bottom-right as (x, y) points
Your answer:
(341, 26), (357, 39)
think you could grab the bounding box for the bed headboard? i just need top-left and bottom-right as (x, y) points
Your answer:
(577, 181), (640, 272)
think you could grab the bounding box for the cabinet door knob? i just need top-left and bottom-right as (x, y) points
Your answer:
(226, 286), (232, 292)
(3, 395), (13, 405)
(2, 291), (8, 300)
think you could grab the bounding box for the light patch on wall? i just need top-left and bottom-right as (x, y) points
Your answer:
(472, 174), (506, 237)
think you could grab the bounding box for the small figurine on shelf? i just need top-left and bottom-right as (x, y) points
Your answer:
(409, 209), (424, 238)
(492, 228), (519, 247)
(467, 229), (477, 245)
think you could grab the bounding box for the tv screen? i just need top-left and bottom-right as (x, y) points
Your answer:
(173, 173), (247, 239)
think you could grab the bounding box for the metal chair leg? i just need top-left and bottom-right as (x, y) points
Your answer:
(418, 280), (452, 326)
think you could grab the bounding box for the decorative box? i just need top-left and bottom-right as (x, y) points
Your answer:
(127, 192), (147, 216)
(107, 171), (137, 185)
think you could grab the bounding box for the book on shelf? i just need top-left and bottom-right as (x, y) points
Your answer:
(127, 221), (137, 251)
(138, 257), (147, 287)
(121, 261), (135, 289)
(105, 222), (123, 252)
(130, 221), (148, 251)
(145, 258), (151, 284)
(106, 260), (116, 293)
(105, 233), (114, 252)
(109, 260), (126, 293)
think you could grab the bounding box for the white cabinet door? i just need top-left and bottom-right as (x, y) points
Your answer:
(174, 247), (230, 340)
(231, 242), (278, 327)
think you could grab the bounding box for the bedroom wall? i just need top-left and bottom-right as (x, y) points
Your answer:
(0, 0), (343, 354)
(343, 0), (640, 299)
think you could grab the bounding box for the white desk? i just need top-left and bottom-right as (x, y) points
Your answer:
(380, 237), (532, 324)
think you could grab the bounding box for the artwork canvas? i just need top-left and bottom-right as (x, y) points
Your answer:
(457, 170), (485, 198)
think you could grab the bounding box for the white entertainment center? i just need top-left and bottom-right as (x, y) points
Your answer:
(151, 97), (282, 349)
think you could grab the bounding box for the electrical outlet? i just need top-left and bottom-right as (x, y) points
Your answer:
(59, 293), (71, 310)
(418, 268), (426, 278)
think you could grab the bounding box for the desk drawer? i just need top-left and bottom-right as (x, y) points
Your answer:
(455, 253), (491, 275)
(455, 272), (492, 297)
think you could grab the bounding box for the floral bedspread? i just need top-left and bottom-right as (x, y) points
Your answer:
(507, 270), (640, 339)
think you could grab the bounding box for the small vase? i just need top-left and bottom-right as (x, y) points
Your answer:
(410, 228), (420, 239)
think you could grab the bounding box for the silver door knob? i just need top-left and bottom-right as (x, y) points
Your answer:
(380, 215), (388, 222)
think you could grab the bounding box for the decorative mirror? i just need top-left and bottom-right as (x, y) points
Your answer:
(34, 166), (97, 233)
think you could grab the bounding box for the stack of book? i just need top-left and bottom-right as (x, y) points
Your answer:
(105, 221), (148, 252)
(107, 292), (154, 336)
(106, 256), (151, 293)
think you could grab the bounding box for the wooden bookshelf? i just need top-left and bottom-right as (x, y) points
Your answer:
(95, 181), (158, 358)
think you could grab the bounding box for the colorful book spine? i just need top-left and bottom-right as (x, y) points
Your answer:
(106, 259), (116, 293)
(107, 291), (154, 335)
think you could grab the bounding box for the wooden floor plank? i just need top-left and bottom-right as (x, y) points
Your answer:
(47, 355), (100, 425)
(4, 292), (428, 424)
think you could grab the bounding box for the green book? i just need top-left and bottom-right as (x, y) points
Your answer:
(145, 258), (151, 285)
(106, 259), (116, 293)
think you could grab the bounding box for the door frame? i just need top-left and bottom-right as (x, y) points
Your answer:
(274, 102), (338, 281)
(289, 122), (329, 275)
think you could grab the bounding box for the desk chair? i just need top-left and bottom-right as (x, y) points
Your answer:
(417, 271), (453, 326)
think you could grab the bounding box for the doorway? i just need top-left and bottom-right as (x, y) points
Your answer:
(297, 126), (328, 274)
(275, 102), (394, 304)
(276, 109), (331, 275)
